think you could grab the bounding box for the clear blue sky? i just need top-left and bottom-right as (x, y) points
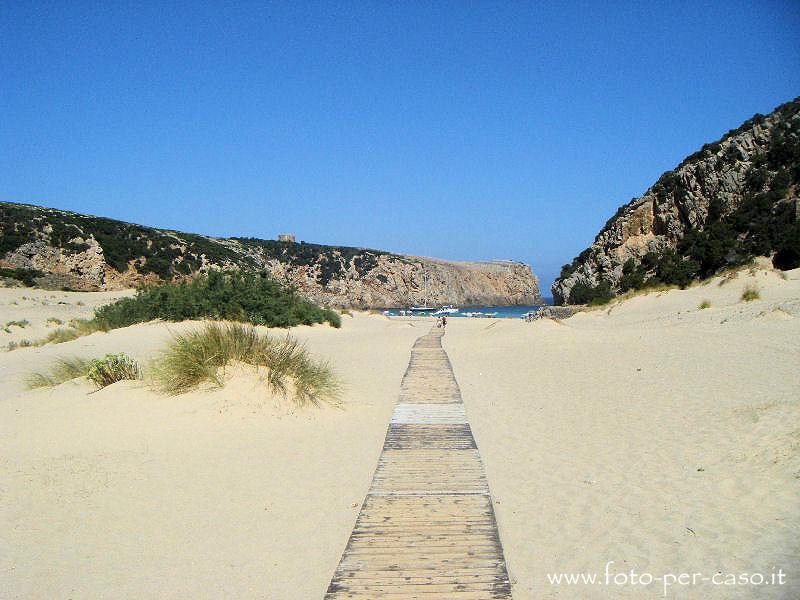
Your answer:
(2, 2), (799, 292)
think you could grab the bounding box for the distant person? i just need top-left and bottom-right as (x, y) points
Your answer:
(442, 315), (447, 328)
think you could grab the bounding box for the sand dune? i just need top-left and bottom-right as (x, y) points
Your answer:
(1, 264), (798, 599)
(0, 288), (133, 351)
(1, 312), (422, 599)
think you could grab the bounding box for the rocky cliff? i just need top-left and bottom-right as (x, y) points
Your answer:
(553, 97), (800, 305)
(0, 202), (541, 308)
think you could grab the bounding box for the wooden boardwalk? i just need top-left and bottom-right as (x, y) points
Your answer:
(325, 327), (512, 599)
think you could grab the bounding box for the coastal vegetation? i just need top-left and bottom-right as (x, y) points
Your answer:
(87, 354), (142, 388)
(0, 267), (44, 287)
(94, 271), (340, 329)
(26, 353), (142, 390)
(24, 323), (338, 407)
(741, 284), (760, 302)
(151, 322), (341, 406)
(34, 319), (108, 347)
(26, 357), (92, 389)
(5, 272), (339, 352)
(5, 320), (30, 329)
(566, 279), (614, 306)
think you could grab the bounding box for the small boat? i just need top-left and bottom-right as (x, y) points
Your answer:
(409, 306), (437, 313)
(432, 305), (459, 315)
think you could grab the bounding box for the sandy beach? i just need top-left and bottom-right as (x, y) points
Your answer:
(446, 264), (800, 599)
(1, 264), (799, 599)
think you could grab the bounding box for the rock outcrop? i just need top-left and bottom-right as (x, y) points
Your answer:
(552, 97), (800, 304)
(524, 305), (579, 321)
(0, 202), (541, 308)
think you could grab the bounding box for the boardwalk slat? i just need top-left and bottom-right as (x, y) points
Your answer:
(325, 327), (512, 599)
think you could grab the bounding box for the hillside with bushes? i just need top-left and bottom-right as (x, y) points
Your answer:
(553, 97), (800, 305)
(0, 202), (541, 308)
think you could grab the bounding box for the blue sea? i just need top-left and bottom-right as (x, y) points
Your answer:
(382, 299), (552, 320)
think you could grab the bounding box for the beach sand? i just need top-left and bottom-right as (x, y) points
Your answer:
(1, 263), (799, 599)
(446, 264), (800, 599)
(0, 311), (422, 599)
(0, 287), (134, 351)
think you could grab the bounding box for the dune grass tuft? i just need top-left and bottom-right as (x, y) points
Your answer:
(741, 284), (760, 302)
(699, 299), (711, 309)
(6, 319), (30, 328)
(152, 322), (341, 406)
(26, 353), (141, 389)
(42, 328), (81, 344)
(26, 357), (91, 389)
(17, 319), (109, 349)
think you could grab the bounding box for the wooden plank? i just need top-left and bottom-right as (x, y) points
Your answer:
(325, 328), (512, 599)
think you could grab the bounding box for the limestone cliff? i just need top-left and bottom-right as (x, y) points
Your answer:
(553, 97), (800, 305)
(0, 202), (541, 308)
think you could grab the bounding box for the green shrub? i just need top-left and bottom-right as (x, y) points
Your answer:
(699, 300), (711, 309)
(94, 271), (340, 329)
(87, 354), (141, 388)
(619, 258), (646, 292)
(741, 285), (760, 302)
(6, 339), (32, 351)
(0, 267), (44, 286)
(568, 280), (614, 305)
(152, 322), (341, 406)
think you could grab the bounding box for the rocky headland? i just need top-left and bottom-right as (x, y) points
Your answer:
(0, 202), (541, 308)
(553, 97), (800, 304)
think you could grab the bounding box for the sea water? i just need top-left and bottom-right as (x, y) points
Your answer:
(382, 300), (552, 320)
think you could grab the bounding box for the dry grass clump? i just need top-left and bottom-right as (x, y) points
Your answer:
(151, 322), (340, 406)
(26, 353), (141, 389)
(741, 284), (760, 302)
(699, 299), (711, 309)
(7, 318), (109, 351)
(35, 319), (107, 347)
(26, 357), (91, 389)
(5, 319), (30, 328)
(42, 328), (81, 344)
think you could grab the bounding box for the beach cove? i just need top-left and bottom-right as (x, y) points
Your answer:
(2, 264), (798, 599)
